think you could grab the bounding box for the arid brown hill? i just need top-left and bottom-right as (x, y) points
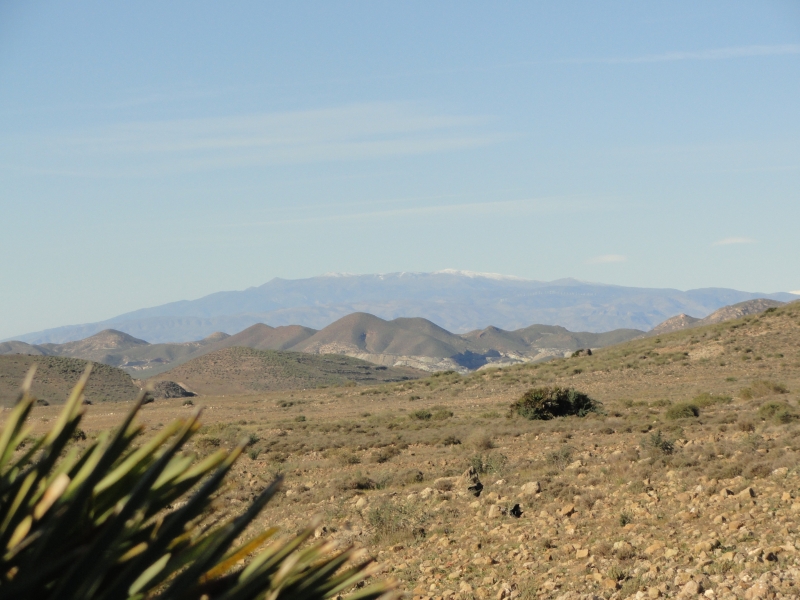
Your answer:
(649, 298), (784, 335)
(146, 346), (423, 395)
(0, 355), (140, 406)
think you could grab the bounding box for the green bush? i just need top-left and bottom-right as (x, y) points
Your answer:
(511, 386), (601, 420)
(0, 367), (392, 600)
(665, 402), (700, 419)
(757, 401), (798, 423)
(409, 409), (432, 421)
(641, 430), (674, 455)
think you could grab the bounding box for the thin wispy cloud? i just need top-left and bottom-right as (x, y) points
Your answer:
(1, 103), (508, 177)
(791, 291), (800, 296)
(586, 254), (627, 265)
(713, 237), (756, 246)
(563, 44), (800, 65)
(224, 195), (596, 229)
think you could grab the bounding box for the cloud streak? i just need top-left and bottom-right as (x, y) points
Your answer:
(224, 195), (596, 229)
(586, 254), (627, 264)
(564, 44), (800, 65)
(1, 103), (508, 177)
(713, 237), (755, 246)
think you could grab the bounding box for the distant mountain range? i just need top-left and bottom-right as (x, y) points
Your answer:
(6, 271), (796, 344)
(1, 313), (645, 376)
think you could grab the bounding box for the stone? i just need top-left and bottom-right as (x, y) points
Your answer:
(771, 467), (788, 477)
(738, 487), (756, 498)
(601, 578), (619, 590)
(520, 481), (541, 495)
(576, 548), (589, 558)
(420, 487), (435, 499)
(647, 587), (662, 598)
(558, 504), (575, 517)
(682, 580), (701, 595)
(645, 541), (665, 555)
(744, 581), (772, 599)
(355, 497), (368, 509)
(488, 505), (506, 519)
(461, 466), (484, 498)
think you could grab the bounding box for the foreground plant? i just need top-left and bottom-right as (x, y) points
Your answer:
(0, 366), (394, 600)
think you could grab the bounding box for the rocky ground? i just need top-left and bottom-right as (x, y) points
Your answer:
(7, 302), (800, 599)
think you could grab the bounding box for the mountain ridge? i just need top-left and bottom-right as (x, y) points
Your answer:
(6, 271), (795, 344)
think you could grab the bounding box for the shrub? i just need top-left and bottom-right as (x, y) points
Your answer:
(469, 433), (495, 451)
(430, 407), (453, 420)
(409, 409), (432, 421)
(0, 367), (391, 600)
(642, 430), (675, 455)
(757, 401), (798, 423)
(665, 402), (700, 420)
(546, 445), (574, 469)
(511, 386), (601, 420)
(740, 380), (790, 399)
(469, 453), (508, 475)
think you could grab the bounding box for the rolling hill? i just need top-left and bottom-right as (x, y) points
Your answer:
(649, 298), (785, 335)
(4, 297), (788, 378)
(146, 347), (423, 395)
(3, 313), (644, 376)
(0, 355), (141, 406)
(8, 271), (796, 343)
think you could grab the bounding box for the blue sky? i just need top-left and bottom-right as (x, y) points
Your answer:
(1, 1), (800, 339)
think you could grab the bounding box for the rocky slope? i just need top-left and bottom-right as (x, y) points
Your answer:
(650, 299), (785, 336)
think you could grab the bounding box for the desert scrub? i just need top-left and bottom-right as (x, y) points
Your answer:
(641, 430), (675, 455)
(692, 392), (733, 407)
(368, 499), (430, 544)
(511, 386), (601, 420)
(740, 379), (789, 399)
(469, 452), (508, 475)
(757, 401), (798, 423)
(665, 402), (700, 420)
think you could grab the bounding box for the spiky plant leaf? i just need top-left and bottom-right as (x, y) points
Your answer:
(0, 367), (396, 600)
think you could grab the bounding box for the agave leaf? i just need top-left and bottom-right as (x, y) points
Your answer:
(127, 552), (170, 596)
(33, 473), (70, 520)
(159, 472), (281, 599)
(201, 527), (279, 582)
(0, 471), (37, 541)
(51, 411), (203, 599)
(94, 420), (185, 496)
(0, 368), (36, 474)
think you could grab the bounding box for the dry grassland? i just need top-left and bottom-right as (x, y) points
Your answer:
(6, 302), (800, 600)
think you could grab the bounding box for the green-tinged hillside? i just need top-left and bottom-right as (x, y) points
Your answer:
(146, 346), (423, 395)
(0, 355), (140, 406)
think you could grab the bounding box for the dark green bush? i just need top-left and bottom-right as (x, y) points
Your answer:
(409, 409), (432, 420)
(511, 386), (601, 420)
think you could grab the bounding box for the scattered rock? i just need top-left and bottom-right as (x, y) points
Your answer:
(520, 481), (541, 495)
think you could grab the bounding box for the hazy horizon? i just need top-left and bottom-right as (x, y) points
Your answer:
(2, 2), (799, 338)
